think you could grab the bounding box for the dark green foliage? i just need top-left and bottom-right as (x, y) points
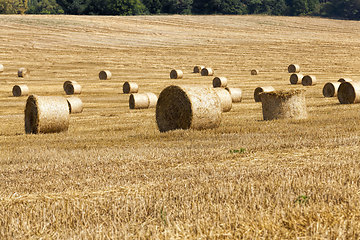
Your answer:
(27, 0), (64, 13)
(192, 0), (247, 14)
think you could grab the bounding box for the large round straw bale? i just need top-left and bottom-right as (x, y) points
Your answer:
(0, 64), (3, 72)
(323, 82), (341, 98)
(129, 93), (149, 109)
(254, 86), (275, 102)
(193, 66), (205, 73)
(288, 64), (300, 73)
(337, 81), (360, 104)
(201, 67), (214, 76)
(170, 69), (183, 79)
(64, 82), (82, 95)
(225, 87), (242, 103)
(146, 92), (158, 108)
(12, 84), (29, 97)
(302, 75), (317, 86)
(251, 69), (259, 75)
(123, 82), (139, 94)
(290, 73), (304, 85)
(66, 96), (83, 114)
(214, 88), (232, 112)
(338, 78), (353, 83)
(156, 85), (222, 132)
(18, 68), (29, 77)
(25, 95), (69, 134)
(63, 81), (78, 91)
(260, 90), (307, 120)
(212, 77), (228, 88)
(99, 70), (112, 80)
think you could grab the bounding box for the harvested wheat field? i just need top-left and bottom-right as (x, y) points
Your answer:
(1, 15), (360, 239)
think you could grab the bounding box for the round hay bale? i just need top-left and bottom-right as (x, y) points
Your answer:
(66, 96), (83, 114)
(254, 86), (275, 102)
(201, 67), (214, 76)
(12, 84), (29, 97)
(63, 81), (78, 91)
(337, 81), (360, 104)
(0, 64), (3, 73)
(146, 92), (158, 108)
(156, 85), (222, 132)
(123, 82), (139, 94)
(170, 69), (183, 79)
(212, 77), (228, 88)
(225, 87), (242, 103)
(288, 64), (300, 73)
(129, 93), (150, 109)
(302, 75), (317, 86)
(25, 95), (69, 134)
(193, 66), (205, 73)
(99, 70), (112, 80)
(323, 82), (341, 98)
(18, 68), (29, 77)
(289, 73), (304, 85)
(251, 69), (259, 75)
(64, 82), (82, 95)
(338, 78), (353, 83)
(260, 90), (307, 120)
(214, 88), (232, 112)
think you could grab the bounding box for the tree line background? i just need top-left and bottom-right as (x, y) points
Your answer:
(1, 0), (360, 20)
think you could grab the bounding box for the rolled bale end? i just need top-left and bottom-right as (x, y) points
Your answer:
(288, 64), (300, 73)
(193, 66), (205, 73)
(214, 88), (232, 112)
(212, 77), (228, 88)
(18, 68), (29, 77)
(302, 75), (317, 86)
(99, 70), (112, 80)
(254, 86), (275, 102)
(323, 82), (341, 98)
(225, 87), (242, 103)
(338, 78), (353, 83)
(337, 81), (360, 104)
(290, 73), (304, 85)
(123, 82), (139, 94)
(25, 95), (69, 134)
(201, 67), (214, 76)
(251, 69), (259, 75)
(156, 85), (222, 132)
(260, 90), (307, 121)
(146, 93), (158, 108)
(170, 69), (183, 79)
(12, 85), (29, 97)
(64, 83), (82, 95)
(0, 64), (4, 73)
(63, 81), (78, 91)
(66, 97), (83, 114)
(129, 93), (150, 109)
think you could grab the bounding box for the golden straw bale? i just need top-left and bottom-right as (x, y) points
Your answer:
(99, 70), (112, 80)
(146, 92), (158, 108)
(260, 90), (307, 120)
(12, 84), (29, 97)
(193, 66), (205, 73)
(64, 82), (82, 95)
(288, 64), (300, 73)
(129, 93), (150, 109)
(170, 69), (183, 79)
(290, 73), (304, 85)
(212, 77), (228, 88)
(225, 87), (242, 103)
(0, 64), (3, 72)
(25, 95), (69, 134)
(302, 75), (317, 86)
(66, 97), (83, 114)
(201, 67), (214, 76)
(254, 86), (275, 102)
(251, 69), (259, 75)
(323, 82), (341, 98)
(18, 68), (29, 77)
(156, 85), (222, 132)
(123, 82), (139, 94)
(63, 81), (78, 91)
(338, 78), (353, 83)
(337, 81), (360, 104)
(214, 88), (232, 112)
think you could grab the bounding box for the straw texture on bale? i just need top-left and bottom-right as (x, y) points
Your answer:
(290, 73), (304, 85)
(12, 84), (29, 97)
(254, 86), (275, 102)
(25, 95), (69, 134)
(260, 90), (307, 121)
(212, 77), (228, 88)
(214, 88), (232, 112)
(193, 66), (205, 73)
(288, 64), (300, 73)
(129, 93), (150, 109)
(64, 82), (82, 95)
(63, 81), (78, 91)
(251, 69), (259, 75)
(146, 92), (158, 108)
(0, 64), (3, 72)
(338, 78), (353, 83)
(66, 97), (83, 114)
(99, 70), (112, 80)
(323, 82), (341, 98)
(123, 82), (139, 94)
(170, 69), (183, 79)
(337, 81), (360, 104)
(18, 68), (29, 77)
(156, 85), (222, 132)
(302, 75), (317, 86)
(225, 87), (242, 103)
(201, 67), (214, 76)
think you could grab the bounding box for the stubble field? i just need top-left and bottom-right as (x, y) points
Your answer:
(1, 14), (360, 239)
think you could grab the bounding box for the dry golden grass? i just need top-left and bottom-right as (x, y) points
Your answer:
(1, 14), (360, 238)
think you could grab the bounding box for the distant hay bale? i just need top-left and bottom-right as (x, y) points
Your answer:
(302, 75), (317, 86)
(18, 68), (29, 77)
(123, 82), (139, 94)
(225, 87), (242, 103)
(290, 73), (304, 85)
(193, 66), (205, 73)
(170, 69), (183, 79)
(64, 82), (82, 95)
(66, 96), (83, 114)
(156, 85), (222, 132)
(129, 93), (149, 109)
(12, 84), (29, 97)
(260, 90), (307, 120)
(99, 70), (112, 80)
(63, 81), (78, 91)
(338, 78), (353, 83)
(254, 86), (275, 102)
(251, 69), (259, 75)
(146, 92), (158, 108)
(214, 88), (232, 112)
(0, 64), (3, 72)
(201, 67), (214, 76)
(212, 77), (228, 88)
(288, 64), (300, 73)
(323, 82), (341, 98)
(25, 95), (69, 134)
(337, 81), (360, 104)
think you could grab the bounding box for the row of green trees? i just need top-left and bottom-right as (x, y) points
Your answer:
(1, 0), (360, 20)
